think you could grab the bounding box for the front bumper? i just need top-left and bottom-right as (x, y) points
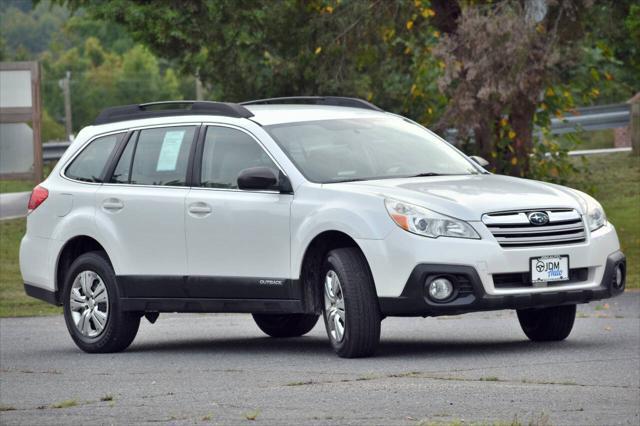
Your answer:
(379, 250), (626, 317)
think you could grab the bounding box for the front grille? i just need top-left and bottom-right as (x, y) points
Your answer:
(493, 268), (589, 289)
(482, 208), (586, 247)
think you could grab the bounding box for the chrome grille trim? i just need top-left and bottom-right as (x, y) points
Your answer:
(482, 208), (586, 247)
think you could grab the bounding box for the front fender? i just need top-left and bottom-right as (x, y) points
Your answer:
(291, 185), (394, 278)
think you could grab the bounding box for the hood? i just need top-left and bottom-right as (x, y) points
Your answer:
(330, 174), (585, 221)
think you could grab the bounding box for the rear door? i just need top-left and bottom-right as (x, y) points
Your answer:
(95, 125), (197, 291)
(185, 125), (294, 299)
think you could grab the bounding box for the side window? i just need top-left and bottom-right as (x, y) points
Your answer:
(111, 126), (195, 186)
(201, 126), (278, 189)
(65, 133), (122, 182)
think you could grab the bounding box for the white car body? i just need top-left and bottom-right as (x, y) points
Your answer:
(21, 100), (626, 328)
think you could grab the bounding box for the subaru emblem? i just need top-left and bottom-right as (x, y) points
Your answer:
(527, 211), (549, 226)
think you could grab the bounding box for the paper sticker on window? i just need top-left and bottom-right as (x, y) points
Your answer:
(156, 130), (185, 171)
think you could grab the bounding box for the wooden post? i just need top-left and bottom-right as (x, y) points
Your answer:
(32, 62), (43, 182)
(0, 61), (42, 183)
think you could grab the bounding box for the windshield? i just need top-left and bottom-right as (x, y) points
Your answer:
(265, 117), (480, 183)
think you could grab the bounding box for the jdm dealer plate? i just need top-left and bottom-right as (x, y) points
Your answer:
(530, 255), (570, 283)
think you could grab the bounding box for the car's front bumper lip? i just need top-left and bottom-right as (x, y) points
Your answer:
(378, 250), (626, 317)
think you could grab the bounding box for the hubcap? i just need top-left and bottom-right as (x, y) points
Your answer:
(324, 270), (346, 343)
(69, 271), (109, 338)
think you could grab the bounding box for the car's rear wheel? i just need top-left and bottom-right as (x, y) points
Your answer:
(322, 247), (381, 358)
(63, 251), (140, 353)
(252, 313), (319, 338)
(517, 304), (576, 342)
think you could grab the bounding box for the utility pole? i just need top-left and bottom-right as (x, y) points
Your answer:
(632, 97), (639, 157)
(195, 75), (204, 101)
(60, 71), (73, 140)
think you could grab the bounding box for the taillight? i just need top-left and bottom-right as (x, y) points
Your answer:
(28, 185), (48, 213)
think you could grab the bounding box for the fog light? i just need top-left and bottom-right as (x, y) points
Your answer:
(428, 277), (454, 301)
(615, 264), (624, 288)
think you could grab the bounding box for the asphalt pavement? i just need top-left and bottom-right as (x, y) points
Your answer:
(0, 192), (30, 220)
(1, 293), (638, 425)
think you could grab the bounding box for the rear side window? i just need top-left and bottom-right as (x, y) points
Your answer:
(200, 126), (277, 189)
(65, 134), (122, 182)
(111, 126), (196, 186)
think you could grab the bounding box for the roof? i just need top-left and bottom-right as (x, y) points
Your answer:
(89, 98), (391, 130)
(245, 104), (389, 126)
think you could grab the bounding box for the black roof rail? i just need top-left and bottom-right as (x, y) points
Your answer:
(94, 101), (254, 125)
(240, 96), (384, 112)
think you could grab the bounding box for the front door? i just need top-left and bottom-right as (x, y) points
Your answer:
(185, 125), (294, 299)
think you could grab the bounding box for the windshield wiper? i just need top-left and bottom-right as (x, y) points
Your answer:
(408, 172), (445, 177)
(328, 178), (365, 183)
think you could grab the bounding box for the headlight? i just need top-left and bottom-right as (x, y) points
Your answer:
(586, 199), (607, 232)
(385, 199), (480, 239)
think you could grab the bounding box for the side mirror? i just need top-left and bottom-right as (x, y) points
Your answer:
(237, 167), (293, 193)
(469, 155), (489, 167)
(238, 167), (278, 190)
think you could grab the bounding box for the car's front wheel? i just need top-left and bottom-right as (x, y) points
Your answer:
(63, 251), (140, 353)
(517, 304), (576, 342)
(322, 247), (381, 358)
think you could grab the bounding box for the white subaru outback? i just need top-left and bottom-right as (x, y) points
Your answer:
(20, 97), (626, 358)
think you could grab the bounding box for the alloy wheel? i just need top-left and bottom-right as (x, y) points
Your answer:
(324, 270), (346, 343)
(69, 270), (109, 338)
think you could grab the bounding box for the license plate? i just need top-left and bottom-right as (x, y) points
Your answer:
(530, 255), (569, 283)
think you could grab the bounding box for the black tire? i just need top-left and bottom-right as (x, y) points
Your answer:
(517, 304), (576, 342)
(322, 247), (381, 358)
(62, 251), (140, 353)
(252, 313), (319, 338)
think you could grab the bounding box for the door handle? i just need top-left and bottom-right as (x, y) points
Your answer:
(102, 198), (124, 212)
(188, 202), (212, 216)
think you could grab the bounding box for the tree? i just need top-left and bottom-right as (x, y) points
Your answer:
(35, 0), (638, 178)
(42, 37), (184, 131)
(429, 1), (594, 176)
(60, 0), (422, 108)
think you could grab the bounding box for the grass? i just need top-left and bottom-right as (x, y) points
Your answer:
(50, 399), (78, 409)
(557, 129), (615, 150)
(417, 415), (551, 426)
(0, 163), (55, 194)
(0, 153), (637, 318)
(0, 218), (61, 317)
(244, 410), (260, 421)
(567, 153), (639, 288)
(0, 180), (36, 194)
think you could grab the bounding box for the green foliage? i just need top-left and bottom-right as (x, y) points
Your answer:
(41, 109), (66, 142)
(2, 1), (186, 134)
(37, 25), (185, 131)
(0, 1), (69, 56)
(60, 0), (426, 110)
(580, 1), (640, 103)
(1, 0), (638, 179)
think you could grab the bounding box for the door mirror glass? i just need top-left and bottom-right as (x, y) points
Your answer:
(237, 167), (278, 190)
(469, 155), (489, 167)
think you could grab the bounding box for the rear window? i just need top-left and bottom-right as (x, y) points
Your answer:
(65, 134), (122, 182)
(110, 126), (196, 186)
